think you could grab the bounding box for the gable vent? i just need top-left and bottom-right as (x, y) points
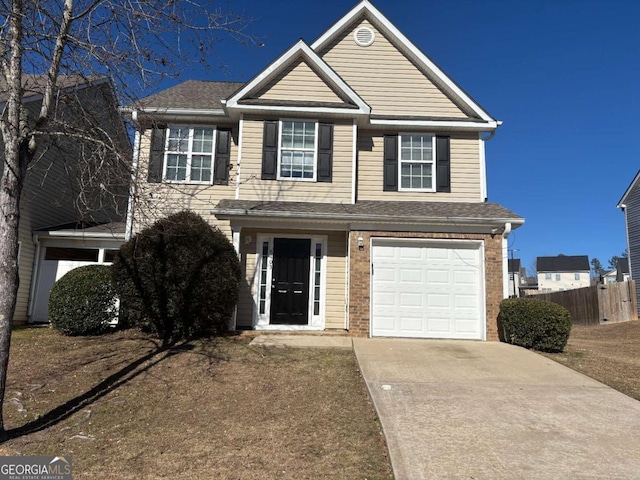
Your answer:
(354, 27), (375, 47)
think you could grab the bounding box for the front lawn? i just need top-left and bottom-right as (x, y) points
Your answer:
(543, 321), (640, 401)
(2, 328), (393, 479)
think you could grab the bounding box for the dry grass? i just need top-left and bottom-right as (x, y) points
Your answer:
(1, 327), (393, 479)
(543, 321), (640, 400)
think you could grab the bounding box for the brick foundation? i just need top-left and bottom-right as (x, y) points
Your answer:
(348, 231), (503, 341)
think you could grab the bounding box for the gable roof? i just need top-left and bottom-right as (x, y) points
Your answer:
(537, 255), (590, 273)
(618, 169), (640, 208)
(224, 40), (370, 117)
(310, 0), (496, 125)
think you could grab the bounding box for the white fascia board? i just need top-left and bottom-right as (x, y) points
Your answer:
(36, 231), (126, 240)
(226, 104), (368, 116)
(310, 1), (495, 122)
(211, 207), (524, 228)
(618, 169), (640, 208)
(369, 118), (498, 130)
(225, 40), (370, 114)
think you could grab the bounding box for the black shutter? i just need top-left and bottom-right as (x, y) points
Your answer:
(261, 120), (278, 180)
(383, 135), (398, 192)
(147, 126), (166, 183)
(214, 128), (231, 185)
(317, 123), (333, 182)
(435, 136), (450, 193)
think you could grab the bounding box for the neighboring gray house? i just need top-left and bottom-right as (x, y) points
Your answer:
(536, 255), (590, 292)
(2, 76), (130, 324)
(618, 171), (640, 308)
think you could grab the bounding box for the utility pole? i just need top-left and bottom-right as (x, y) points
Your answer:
(509, 249), (519, 297)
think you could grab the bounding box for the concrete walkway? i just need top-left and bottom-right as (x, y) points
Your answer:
(353, 338), (640, 480)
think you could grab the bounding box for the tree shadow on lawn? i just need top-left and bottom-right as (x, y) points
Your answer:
(2, 335), (226, 442)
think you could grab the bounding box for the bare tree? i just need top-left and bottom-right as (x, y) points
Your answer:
(0, 0), (253, 435)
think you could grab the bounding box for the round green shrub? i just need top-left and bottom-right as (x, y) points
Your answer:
(499, 297), (572, 352)
(112, 210), (241, 346)
(49, 264), (117, 336)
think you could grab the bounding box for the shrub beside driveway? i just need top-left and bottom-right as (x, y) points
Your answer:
(2, 328), (393, 479)
(543, 321), (640, 401)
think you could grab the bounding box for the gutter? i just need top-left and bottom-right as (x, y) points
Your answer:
(35, 231), (126, 241)
(27, 233), (41, 318)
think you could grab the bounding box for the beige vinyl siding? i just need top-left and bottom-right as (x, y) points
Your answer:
(254, 59), (344, 104)
(239, 118), (353, 203)
(134, 126), (239, 239)
(319, 19), (468, 118)
(357, 131), (481, 202)
(236, 229), (347, 330)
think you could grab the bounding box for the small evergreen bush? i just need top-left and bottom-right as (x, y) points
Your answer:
(49, 264), (116, 336)
(499, 297), (572, 352)
(112, 210), (241, 346)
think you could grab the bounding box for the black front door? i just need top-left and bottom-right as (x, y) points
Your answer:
(271, 238), (311, 325)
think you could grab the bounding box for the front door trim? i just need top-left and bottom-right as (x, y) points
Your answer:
(253, 233), (327, 331)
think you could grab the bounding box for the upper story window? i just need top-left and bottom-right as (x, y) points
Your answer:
(261, 120), (333, 183)
(399, 133), (434, 191)
(545, 273), (552, 280)
(574, 273), (580, 280)
(555, 273), (561, 281)
(279, 120), (317, 181)
(164, 126), (215, 183)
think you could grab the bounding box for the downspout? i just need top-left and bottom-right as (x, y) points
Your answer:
(480, 129), (497, 203)
(125, 110), (141, 241)
(27, 233), (41, 319)
(502, 222), (512, 299)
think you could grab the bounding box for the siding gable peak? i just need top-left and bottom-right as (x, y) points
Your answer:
(311, 1), (496, 123)
(225, 40), (370, 116)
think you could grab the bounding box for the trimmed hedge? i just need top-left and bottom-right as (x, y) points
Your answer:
(49, 264), (117, 336)
(499, 297), (572, 352)
(112, 210), (241, 346)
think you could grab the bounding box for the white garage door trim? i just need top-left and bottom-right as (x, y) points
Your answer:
(370, 238), (486, 340)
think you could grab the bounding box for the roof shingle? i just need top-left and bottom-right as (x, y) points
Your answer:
(136, 80), (245, 110)
(537, 255), (590, 272)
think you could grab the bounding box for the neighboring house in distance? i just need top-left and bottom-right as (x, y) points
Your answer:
(617, 257), (630, 282)
(127, 1), (524, 340)
(507, 258), (525, 297)
(618, 172), (640, 308)
(2, 76), (131, 324)
(536, 255), (590, 292)
(602, 270), (617, 284)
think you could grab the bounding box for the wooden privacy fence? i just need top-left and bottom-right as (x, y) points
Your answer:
(524, 281), (638, 325)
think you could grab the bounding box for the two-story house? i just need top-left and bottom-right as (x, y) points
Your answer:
(536, 255), (590, 292)
(4, 76), (130, 324)
(127, 1), (524, 340)
(618, 172), (640, 308)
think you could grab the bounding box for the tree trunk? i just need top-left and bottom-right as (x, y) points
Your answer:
(0, 140), (28, 435)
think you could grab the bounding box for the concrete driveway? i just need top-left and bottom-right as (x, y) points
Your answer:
(353, 338), (640, 479)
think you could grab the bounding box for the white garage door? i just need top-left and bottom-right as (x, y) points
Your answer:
(371, 240), (484, 339)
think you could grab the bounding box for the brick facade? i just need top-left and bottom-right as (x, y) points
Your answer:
(348, 231), (504, 341)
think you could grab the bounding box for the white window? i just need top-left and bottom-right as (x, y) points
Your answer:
(278, 120), (317, 181)
(555, 273), (561, 281)
(399, 133), (435, 191)
(574, 273), (580, 280)
(545, 273), (552, 280)
(164, 126), (215, 183)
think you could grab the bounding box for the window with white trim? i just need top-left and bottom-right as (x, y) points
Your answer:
(545, 273), (552, 280)
(278, 120), (317, 180)
(164, 126), (215, 183)
(399, 133), (434, 191)
(574, 273), (580, 280)
(555, 273), (561, 281)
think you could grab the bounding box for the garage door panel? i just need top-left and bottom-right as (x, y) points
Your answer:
(400, 292), (424, 307)
(372, 242), (483, 340)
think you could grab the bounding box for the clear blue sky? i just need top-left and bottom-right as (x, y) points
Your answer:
(159, 0), (640, 275)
